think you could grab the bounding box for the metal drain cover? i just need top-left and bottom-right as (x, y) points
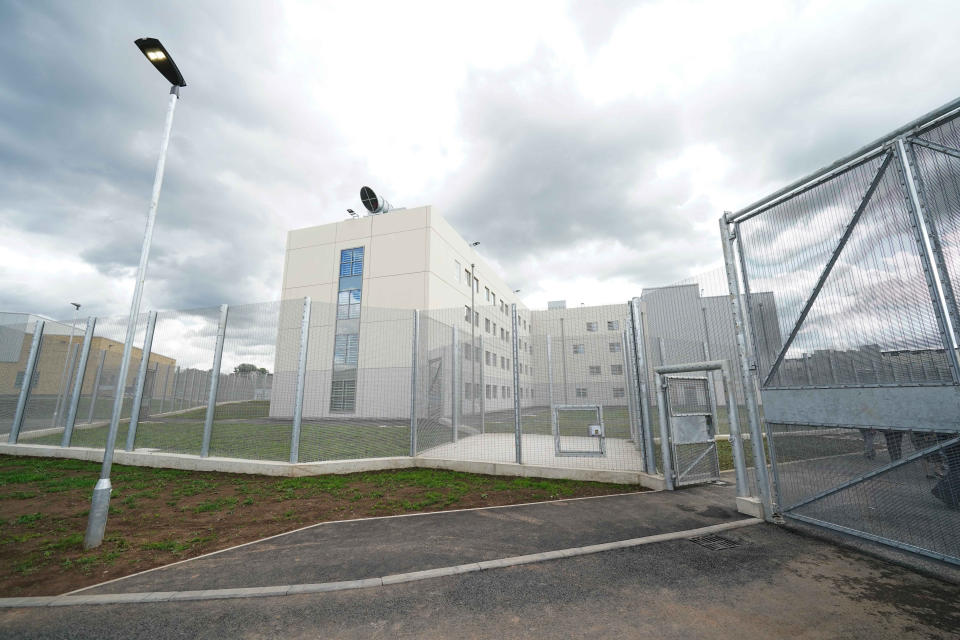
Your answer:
(688, 534), (740, 551)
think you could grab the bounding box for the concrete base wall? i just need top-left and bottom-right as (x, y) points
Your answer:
(0, 443), (664, 488)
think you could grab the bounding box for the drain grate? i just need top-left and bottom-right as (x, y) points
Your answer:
(688, 534), (740, 551)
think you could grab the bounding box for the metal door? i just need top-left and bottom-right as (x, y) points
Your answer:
(665, 375), (720, 486)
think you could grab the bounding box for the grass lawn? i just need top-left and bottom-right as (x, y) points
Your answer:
(0, 454), (645, 597)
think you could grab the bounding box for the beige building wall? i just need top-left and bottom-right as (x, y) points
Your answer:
(273, 205), (533, 419)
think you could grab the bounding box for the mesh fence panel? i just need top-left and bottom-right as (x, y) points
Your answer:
(296, 303), (412, 462)
(519, 303), (644, 473)
(913, 115), (960, 341)
(109, 306), (222, 455)
(0, 313), (30, 437)
(205, 300), (299, 461)
(769, 423), (960, 559)
(737, 153), (951, 387)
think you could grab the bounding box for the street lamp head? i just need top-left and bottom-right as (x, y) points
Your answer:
(470, 241), (480, 247)
(70, 302), (81, 311)
(135, 38), (186, 87)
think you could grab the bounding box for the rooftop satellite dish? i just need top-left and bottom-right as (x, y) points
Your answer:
(360, 186), (393, 214)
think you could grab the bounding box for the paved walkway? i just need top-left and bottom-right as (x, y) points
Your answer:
(77, 484), (744, 594)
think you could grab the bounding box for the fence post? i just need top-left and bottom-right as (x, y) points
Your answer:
(721, 362), (749, 497)
(479, 334), (485, 434)
(125, 311), (158, 451)
(9, 319), (44, 444)
(629, 298), (657, 474)
(511, 304), (522, 464)
(621, 329), (643, 455)
(158, 363), (172, 414)
(546, 334), (556, 447)
(895, 137), (960, 382)
(201, 304), (229, 458)
(721, 216), (774, 516)
(86, 349), (107, 424)
(409, 310), (419, 456)
(452, 324), (459, 442)
(289, 297), (311, 464)
(62, 317), (97, 447)
(56, 343), (81, 429)
(655, 372), (674, 490)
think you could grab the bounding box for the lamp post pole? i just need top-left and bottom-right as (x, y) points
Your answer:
(85, 75), (182, 549)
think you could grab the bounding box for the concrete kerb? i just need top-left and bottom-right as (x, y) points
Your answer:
(0, 519), (762, 608)
(0, 442), (665, 489)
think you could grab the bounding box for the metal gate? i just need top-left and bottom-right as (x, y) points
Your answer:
(663, 375), (720, 486)
(723, 96), (960, 565)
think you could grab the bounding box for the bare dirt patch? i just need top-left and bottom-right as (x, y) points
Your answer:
(0, 455), (643, 596)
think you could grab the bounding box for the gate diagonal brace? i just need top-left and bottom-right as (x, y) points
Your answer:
(763, 152), (893, 387)
(783, 435), (960, 513)
(910, 136), (960, 162)
(676, 441), (718, 480)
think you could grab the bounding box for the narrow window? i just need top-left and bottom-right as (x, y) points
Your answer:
(607, 320), (620, 331)
(575, 387), (587, 398)
(589, 365), (601, 375)
(613, 388), (625, 398)
(611, 364), (623, 375)
(610, 343), (621, 353)
(586, 322), (598, 332)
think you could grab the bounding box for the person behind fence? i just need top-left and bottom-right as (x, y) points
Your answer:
(931, 435), (960, 510)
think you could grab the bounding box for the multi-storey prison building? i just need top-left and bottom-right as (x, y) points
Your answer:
(272, 205), (534, 420)
(272, 205), (644, 421)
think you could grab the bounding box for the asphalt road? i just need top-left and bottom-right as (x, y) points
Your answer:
(3, 523), (958, 639)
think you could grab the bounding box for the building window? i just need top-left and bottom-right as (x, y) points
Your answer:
(465, 306), (472, 323)
(613, 388), (625, 398)
(572, 344), (584, 355)
(455, 260), (461, 282)
(333, 335), (359, 365)
(465, 269), (471, 287)
(492, 385), (498, 399)
(485, 384), (492, 399)
(492, 293), (497, 306)
(337, 289), (361, 319)
(586, 322), (598, 332)
(485, 287), (490, 302)
(474, 310), (480, 326)
(611, 364), (623, 375)
(340, 247), (364, 276)
(607, 320), (620, 331)
(575, 387), (587, 398)
(492, 322), (497, 335)
(500, 328), (505, 340)
(463, 343), (473, 360)
(474, 276), (479, 293)
(485, 318), (491, 333)
(609, 343), (621, 353)
(14, 370), (39, 389)
(501, 356), (506, 369)
(330, 379), (356, 412)
(589, 366), (601, 375)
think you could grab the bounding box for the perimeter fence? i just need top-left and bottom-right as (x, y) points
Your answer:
(723, 98), (960, 565)
(4, 283), (760, 502)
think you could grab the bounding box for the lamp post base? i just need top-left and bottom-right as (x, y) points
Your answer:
(84, 478), (112, 549)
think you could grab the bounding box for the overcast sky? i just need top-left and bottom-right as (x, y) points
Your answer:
(2, 0), (960, 321)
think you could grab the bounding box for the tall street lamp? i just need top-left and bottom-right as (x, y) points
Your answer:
(84, 38), (186, 549)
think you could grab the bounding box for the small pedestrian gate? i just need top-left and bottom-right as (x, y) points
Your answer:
(662, 375), (720, 486)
